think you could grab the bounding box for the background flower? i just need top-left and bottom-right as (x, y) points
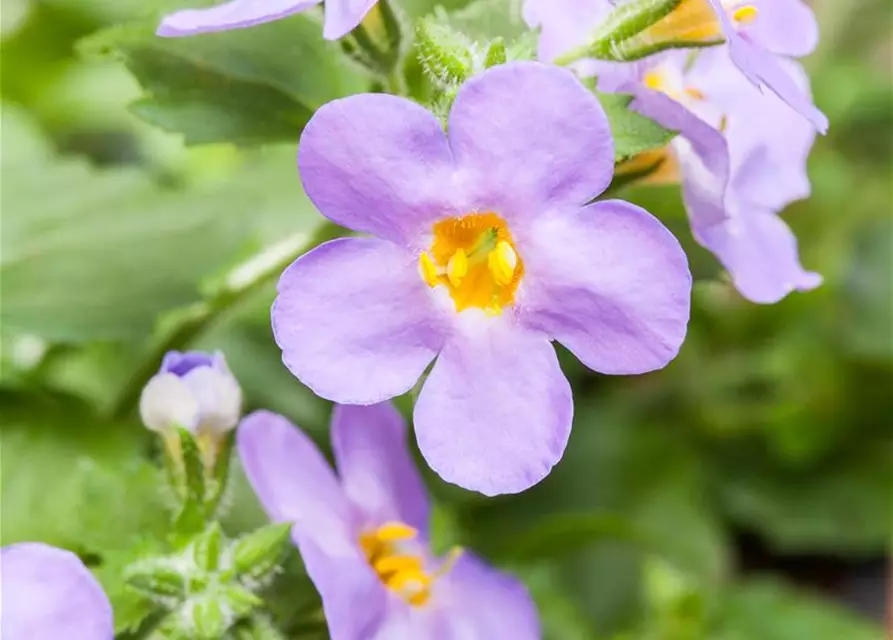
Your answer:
(157, 0), (378, 40)
(0, 543), (113, 639)
(237, 404), (540, 640)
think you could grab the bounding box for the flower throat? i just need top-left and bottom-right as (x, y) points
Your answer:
(418, 212), (524, 314)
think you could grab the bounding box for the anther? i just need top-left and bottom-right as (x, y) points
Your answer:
(447, 249), (468, 287)
(732, 5), (758, 25)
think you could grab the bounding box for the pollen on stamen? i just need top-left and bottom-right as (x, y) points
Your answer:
(418, 253), (439, 288)
(447, 249), (468, 288)
(732, 5), (758, 25)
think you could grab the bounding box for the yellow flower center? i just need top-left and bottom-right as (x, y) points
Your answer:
(359, 521), (462, 607)
(616, 147), (681, 186)
(418, 212), (524, 314)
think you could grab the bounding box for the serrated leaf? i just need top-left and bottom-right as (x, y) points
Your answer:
(599, 92), (678, 162)
(80, 16), (368, 145)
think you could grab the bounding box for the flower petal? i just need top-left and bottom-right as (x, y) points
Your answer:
(161, 350), (214, 376)
(745, 0), (818, 58)
(298, 94), (456, 247)
(414, 319), (572, 496)
(0, 543), (113, 640)
(695, 208), (821, 304)
(273, 237), (446, 404)
(322, 0), (379, 40)
(138, 372), (200, 433)
(518, 199), (691, 375)
(157, 0), (320, 37)
(709, 0), (828, 132)
(181, 366), (243, 435)
(331, 402), (430, 534)
(448, 61), (614, 221)
(523, 0), (614, 63)
(630, 89), (731, 229)
(237, 410), (357, 555)
(444, 554), (539, 640)
(297, 535), (388, 640)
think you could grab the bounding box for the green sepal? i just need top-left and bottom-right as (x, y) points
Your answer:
(416, 18), (474, 87)
(123, 559), (188, 599)
(172, 427), (208, 535)
(484, 37), (507, 68)
(206, 431), (235, 517)
(192, 522), (224, 573)
(192, 597), (229, 640)
(232, 522), (293, 581)
(221, 584), (264, 618)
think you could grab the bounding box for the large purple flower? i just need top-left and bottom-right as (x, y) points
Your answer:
(0, 543), (113, 639)
(526, 0), (827, 132)
(237, 404), (540, 639)
(157, 0), (377, 40)
(272, 62), (691, 495)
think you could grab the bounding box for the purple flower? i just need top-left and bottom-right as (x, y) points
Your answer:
(237, 404), (541, 639)
(272, 62), (691, 495)
(608, 51), (820, 302)
(0, 543), (113, 639)
(526, 0), (827, 132)
(139, 350), (242, 438)
(157, 0), (378, 41)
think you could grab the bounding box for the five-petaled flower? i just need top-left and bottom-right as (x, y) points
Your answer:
(273, 61), (692, 496)
(157, 0), (378, 41)
(238, 403), (540, 640)
(0, 543), (113, 639)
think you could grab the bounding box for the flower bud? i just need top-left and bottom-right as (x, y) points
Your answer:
(139, 350), (242, 438)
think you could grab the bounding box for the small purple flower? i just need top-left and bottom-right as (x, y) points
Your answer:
(157, 0), (378, 41)
(607, 51), (820, 303)
(272, 62), (691, 495)
(0, 543), (113, 639)
(526, 0), (827, 132)
(238, 404), (541, 640)
(139, 350), (242, 438)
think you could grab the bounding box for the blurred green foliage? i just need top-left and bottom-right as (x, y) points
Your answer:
(1, 0), (890, 638)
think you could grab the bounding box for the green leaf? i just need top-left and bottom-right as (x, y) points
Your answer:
(483, 37), (507, 67)
(80, 15), (368, 145)
(599, 93), (678, 162)
(715, 579), (884, 640)
(220, 585), (263, 618)
(0, 391), (167, 551)
(1, 110), (323, 343)
(717, 440), (893, 555)
(232, 522), (293, 581)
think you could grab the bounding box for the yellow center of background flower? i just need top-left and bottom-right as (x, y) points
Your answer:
(418, 212), (524, 314)
(359, 521), (461, 607)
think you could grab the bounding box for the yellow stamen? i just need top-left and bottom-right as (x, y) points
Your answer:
(422, 212), (524, 313)
(615, 147), (681, 186)
(487, 241), (517, 286)
(359, 522), (461, 608)
(375, 522), (418, 542)
(643, 70), (665, 92)
(685, 87), (706, 101)
(447, 249), (468, 288)
(373, 555), (424, 575)
(732, 4), (758, 25)
(418, 252), (439, 288)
